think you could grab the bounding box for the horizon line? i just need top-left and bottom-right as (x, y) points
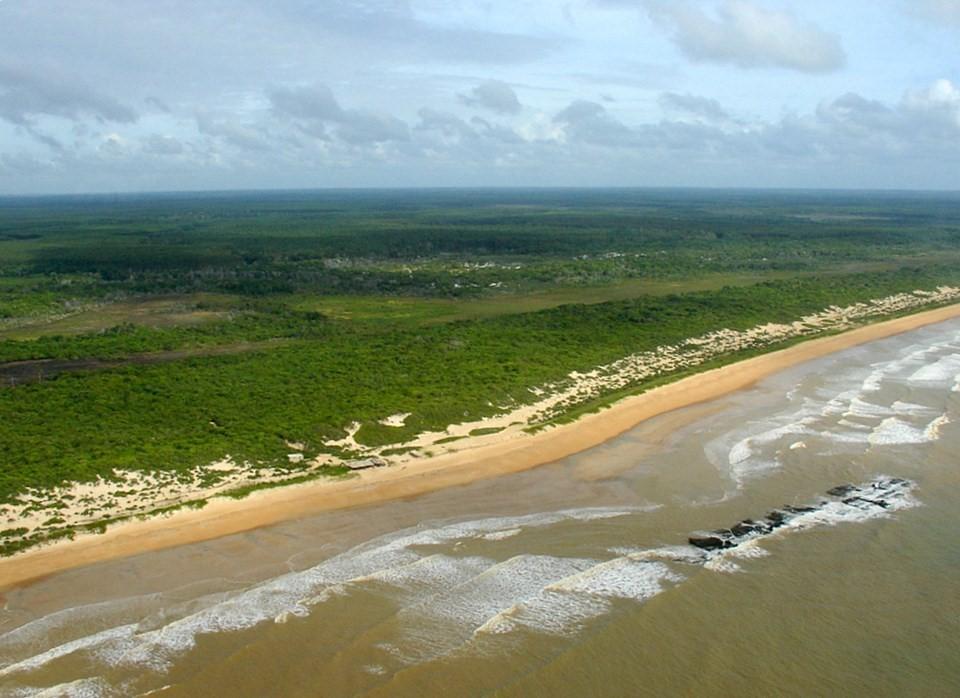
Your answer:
(2, 184), (960, 201)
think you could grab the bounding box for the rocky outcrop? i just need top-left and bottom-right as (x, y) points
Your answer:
(688, 477), (914, 552)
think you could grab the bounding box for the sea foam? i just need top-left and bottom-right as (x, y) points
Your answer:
(0, 476), (923, 688)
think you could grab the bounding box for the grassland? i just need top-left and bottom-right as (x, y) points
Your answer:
(1, 188), (959, 552)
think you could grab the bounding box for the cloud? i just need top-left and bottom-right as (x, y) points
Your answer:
(416, 108), (477, 140)
(269, 84), (409, 145)
(553, 100), (636, 146)
(268, 84), (344, 122)
(337, 111), (409, 145)
(911, 0), (960, 26)
(144, 96), (172, 113)
(659, 92), (730, 122)
(459, 80), (522, 114)
(0, 63), (137, 125)
(901, 79), (960, 137)
(196, 111), (273, 152)
(470, 116), (525, 144)
(142, 134), (185, 156)
(642, 0), (846, 73)
(547, 78), (960, 177)
(811, 79), (960, 147)
(413, 109), (527, 161)
(764, 79), (960, 166)
(278, 0), (559, 65)
(905, 78), (960, 110)
(410, 109), (526, 172)
(98, 133), (129, 158)
(4, 78), (960, 191)
(0, 1), (955, 192)
(816, 93), (896, 132)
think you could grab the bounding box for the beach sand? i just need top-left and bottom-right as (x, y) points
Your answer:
(2, 301), (960, 590)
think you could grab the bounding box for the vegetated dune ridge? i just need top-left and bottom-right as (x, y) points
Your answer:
(1, 290), (960, 589)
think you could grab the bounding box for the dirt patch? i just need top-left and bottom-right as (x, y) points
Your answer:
(0, 340), (289, 387)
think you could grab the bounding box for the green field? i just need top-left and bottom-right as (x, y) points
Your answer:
(1, 188), (959, 511)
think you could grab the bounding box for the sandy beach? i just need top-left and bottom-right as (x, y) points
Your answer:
(2, 300), (960, 590)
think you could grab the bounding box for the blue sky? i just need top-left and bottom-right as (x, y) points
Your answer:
(0, 0), (958, 193)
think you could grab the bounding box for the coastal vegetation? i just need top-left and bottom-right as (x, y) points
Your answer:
(1, 189), (959, 552)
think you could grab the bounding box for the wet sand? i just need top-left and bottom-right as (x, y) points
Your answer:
(2, 302), (960, 590)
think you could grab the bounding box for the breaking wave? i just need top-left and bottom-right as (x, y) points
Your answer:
(0, 478), (918, 695)
(708, 332), (960, 485)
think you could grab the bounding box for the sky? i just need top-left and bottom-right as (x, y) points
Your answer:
(0, 0), (958, 194)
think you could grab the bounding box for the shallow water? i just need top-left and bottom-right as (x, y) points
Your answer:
(3, 320), (960, 697)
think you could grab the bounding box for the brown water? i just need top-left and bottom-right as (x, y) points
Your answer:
(2, 320), (960, 697)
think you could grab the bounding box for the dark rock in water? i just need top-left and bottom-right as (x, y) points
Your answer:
(680, 478), (913, 561)
(689, 535), (733, 551)
(843, 496), (888, 509)
(731, 520), (763, 537)
(766, 510), (788, 527)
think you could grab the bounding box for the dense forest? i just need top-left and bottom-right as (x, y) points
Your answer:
(2, 188), (959, 512)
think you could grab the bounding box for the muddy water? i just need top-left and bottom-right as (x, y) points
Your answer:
(2, 320), (960, 697)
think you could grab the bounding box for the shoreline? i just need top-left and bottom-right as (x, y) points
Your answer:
(2, 301), (960, 590)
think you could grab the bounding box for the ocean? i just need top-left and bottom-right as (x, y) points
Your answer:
(2, 319), (960, 697)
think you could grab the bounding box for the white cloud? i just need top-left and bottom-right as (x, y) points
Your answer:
(6, 78), (960, 191)
(901, 79), (960, 136)
(553, 100), (636, 146)
(269, 84), (344, 122)
(337, 111), (410, 145)
(905, 78), (960, 111)
(0, 1), (956, 192)
(98, 133), (128, 157)
(459, 80), (522, 114)
(416, 108), (477, 141)
(659, 92), (731, 122)
(0, 63), (137, 125)
(642, 0), (846, 73)
(269, 84), (409, 145)
(196, 111), (273, 152)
